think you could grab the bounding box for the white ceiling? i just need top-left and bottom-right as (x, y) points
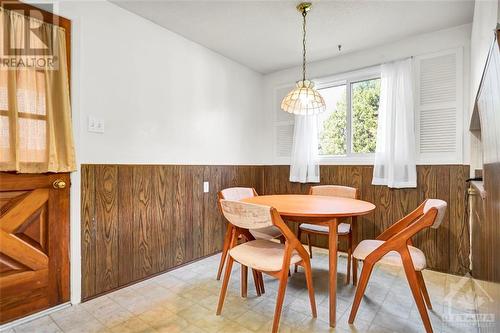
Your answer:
(112, 0), (474, 74)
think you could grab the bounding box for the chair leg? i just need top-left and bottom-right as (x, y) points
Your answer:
(346, 233), (352, 285)
(278, 236), (292, 277)
(241, 265), (248, 298)
(307, 233), (312, 258)
(295, 228), (302, 273)
(259, 272), (265, 294)
(252, 269), (261, 296)
(303, 261), (317, 318)
(416, 271), (432, 310)
(352, 258), (358, 286)
(216, 256), (234, 315)
(272, 267), (290, 333)
(216, 224), (233, 280)
(351, 218), (358, 286)
(348, 262), (374, 324)
(402, 255), (433, 333)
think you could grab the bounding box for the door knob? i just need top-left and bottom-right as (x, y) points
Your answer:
(53, 179), (66, 189)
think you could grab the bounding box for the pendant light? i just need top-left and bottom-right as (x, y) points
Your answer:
(281, 2), (326, 115)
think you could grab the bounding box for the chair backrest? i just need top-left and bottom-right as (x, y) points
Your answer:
(219, 200), (273, 230)
(219, 187), (257, 201)
(423, 199), (447, 229)
(377, 198), (448, 243)
(309, 185), (357, 199)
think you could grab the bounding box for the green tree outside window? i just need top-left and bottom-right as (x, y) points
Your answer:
(318, 78), (380, 155)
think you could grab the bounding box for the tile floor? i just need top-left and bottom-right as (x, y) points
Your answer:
(2, 248), (487, 333)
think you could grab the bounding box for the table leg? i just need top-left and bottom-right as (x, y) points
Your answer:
(328, 218), (338, 327)
(351, 216), (358, 286)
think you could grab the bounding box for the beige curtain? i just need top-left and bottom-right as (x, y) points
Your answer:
(0, 8), (75, 173)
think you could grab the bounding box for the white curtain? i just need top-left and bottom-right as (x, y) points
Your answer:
(372, 58), (417, 188)
(289, 114), (320, 183)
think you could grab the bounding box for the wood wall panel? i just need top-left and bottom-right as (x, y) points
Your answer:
(81, 165), (96, 299)
(473, 163), (500, 283)
(485, 163), (500, 283)
(152, 166), (171, 273)
(449, 166), (468, 276)
(133, 166), (153, 280)
(261, 164), (470, 275)
(173, 165), (186, 265)
(81, 163), (470, 300)
(117, 166), (134, 286)
(94, 165), (119, 294)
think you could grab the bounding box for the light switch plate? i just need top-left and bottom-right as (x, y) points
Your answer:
(203, 181), (209, 193)
(88, 115), (105, 133)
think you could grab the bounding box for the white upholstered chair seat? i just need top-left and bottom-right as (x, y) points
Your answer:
(353, 240), (427, 271)
(299, 222), (351, 235)
(229, 240), (303, 272)
(250, 226), (282, 240)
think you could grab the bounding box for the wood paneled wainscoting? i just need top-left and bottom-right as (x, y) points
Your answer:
(263, 165), (470, 276)
(81, 164), (469, 300)
(80, 164), (263, 300)
(478, 162), (500, 284)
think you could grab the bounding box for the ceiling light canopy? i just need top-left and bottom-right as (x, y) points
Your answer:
(281, 2), (326, 115)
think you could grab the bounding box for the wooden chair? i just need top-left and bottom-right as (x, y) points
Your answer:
(216, 187), (283, 282)
(216, 200), (317, 333)
(348, 199), (447, 333)
(295, 185), (357, 284)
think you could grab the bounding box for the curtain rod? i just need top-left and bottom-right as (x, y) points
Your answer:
(314, 55), (414, 83)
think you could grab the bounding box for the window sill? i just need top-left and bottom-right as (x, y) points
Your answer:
(317, 155), (374, 165)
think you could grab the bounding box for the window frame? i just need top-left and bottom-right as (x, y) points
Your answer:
(314, 65), (381, 165)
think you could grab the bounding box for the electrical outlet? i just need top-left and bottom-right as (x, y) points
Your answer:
(203, 181), (209, 193)
(88, 116), (105, 133)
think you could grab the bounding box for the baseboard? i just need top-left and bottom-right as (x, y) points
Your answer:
(0, 302), (71, 331)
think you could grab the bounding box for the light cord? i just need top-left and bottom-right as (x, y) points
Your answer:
(302, 9), (307, 82)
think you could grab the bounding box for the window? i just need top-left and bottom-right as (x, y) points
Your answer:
(317, 84), (347, 155)
(0, 5), (75, 173)
(0, 70), (48, 164)
(273, 49), (464, 165)
(317, 76), (381, 157)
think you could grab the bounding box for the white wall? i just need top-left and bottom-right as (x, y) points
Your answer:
(470, 0), (499, 111)
(59, 1), (266, 166)
(469, 0), (499, 174)
(50, 0), (266, 304)
(263, 24), (472, 165)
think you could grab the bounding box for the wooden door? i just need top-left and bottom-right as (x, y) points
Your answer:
(0, 172), (70, 324)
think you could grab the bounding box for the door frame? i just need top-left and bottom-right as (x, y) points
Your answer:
(0, 0), (80, 309)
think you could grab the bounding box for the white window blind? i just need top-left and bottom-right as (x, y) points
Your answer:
(415, 48), (464, 164)
(273, 85), (294, 160)
(275, 124), (294, 157)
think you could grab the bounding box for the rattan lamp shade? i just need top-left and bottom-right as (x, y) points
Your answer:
(281, 80), (326, 115)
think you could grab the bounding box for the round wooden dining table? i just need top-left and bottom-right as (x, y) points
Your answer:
(242, 194), (375, 328)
